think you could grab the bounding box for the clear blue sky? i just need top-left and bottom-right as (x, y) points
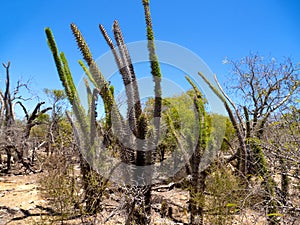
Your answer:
(0, 0), (300, 114)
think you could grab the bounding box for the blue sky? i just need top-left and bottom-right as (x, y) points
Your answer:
(0, 0), (300, 115)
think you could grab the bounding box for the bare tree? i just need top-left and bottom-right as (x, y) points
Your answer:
(0, 61), (27, 171)
(0, 62), (51, 173)
(44, 89), (67, 155)
(263, 106), (300, 223)
(199, 53), (299, 224)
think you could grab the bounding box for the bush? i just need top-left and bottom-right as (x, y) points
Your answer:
(39, 154), (82, 223)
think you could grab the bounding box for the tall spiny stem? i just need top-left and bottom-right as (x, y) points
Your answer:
(70, 23), (123, 136)
(79, 60), (97, 87)
(45, 28), (74, 103)
(100, 22), (142, 137)
(46, 27), (117, 214)
(142, 0), (162, 145)
(113, 21), (138, 136)
(70, 24), (93, 66)
(45, 28), (88, 136)
(71, 24), (107, 89)
(197, 72), (248, 175)
(185, 76), (209, 224)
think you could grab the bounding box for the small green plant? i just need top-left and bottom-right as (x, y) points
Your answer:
(204, 164), (245, 224)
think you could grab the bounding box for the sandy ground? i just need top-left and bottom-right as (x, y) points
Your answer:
(0, 173), (48, 225)
(0, 172), (297, 225)
(0, 172), (188, 225)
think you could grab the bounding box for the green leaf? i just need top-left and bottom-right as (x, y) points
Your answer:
(267, 213), (283, 217)
(226, 203), (237, 207)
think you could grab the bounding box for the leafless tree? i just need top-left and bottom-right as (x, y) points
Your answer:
(223, 54), (299, 175)
(199, 53), (299, 224)
(262, 107), (300, 223)
(0, 62), (51, 173)
(44, 89), (68, 155)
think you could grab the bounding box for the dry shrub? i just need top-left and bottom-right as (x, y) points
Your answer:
(38, 154), (82, 223)
(204, 164), (246, 224)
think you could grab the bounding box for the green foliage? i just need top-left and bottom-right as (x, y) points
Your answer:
(164, 94), (196, 137)
(56, 117), (73, 148)
(35, 113), (50, 125)
(247, 138), (268, 176)
(221, 118), (236, 152)
(144, 92), (197, 162)
(44, 88), (66, 102)
(205, 165), (245, 224)
(30, 123), (48, 140)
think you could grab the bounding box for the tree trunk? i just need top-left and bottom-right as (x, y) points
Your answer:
(280, 158), (289, 206)
(80, 154), (103, 214)
(5, 146), (12, 171)
(189, 171), (207, 225)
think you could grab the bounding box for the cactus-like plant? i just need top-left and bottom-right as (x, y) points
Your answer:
(197, 71), (280, 224)
(185, 76), (209, 224)
(46, 1), (162, 223)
